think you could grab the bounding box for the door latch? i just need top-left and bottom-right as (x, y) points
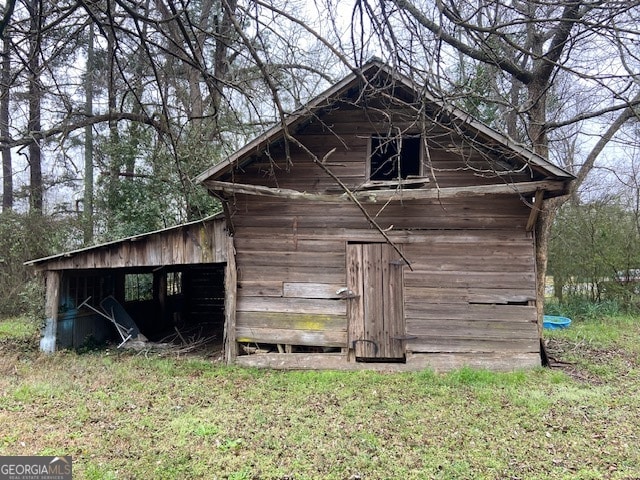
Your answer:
(336, 287), (358, 299)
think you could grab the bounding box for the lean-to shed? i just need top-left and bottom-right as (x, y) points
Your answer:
(30, 60), (574, 371)
(27, 216), (230, 352)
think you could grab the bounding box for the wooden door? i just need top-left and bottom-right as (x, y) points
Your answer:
(347, 243), (405, 360)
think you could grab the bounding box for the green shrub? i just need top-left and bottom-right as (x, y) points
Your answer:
(0, 211), (80, 316)
(544, 296), (632, 322)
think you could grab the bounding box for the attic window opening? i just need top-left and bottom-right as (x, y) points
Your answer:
(369, 135), (421, 181)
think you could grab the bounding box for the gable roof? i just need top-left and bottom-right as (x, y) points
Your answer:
(195, 59), (574, 184)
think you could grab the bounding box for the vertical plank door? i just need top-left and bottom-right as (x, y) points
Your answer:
(347, 243), (405, 360)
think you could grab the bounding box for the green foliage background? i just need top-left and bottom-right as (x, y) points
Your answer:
(0, 211), (80, 317)
(548, 198), (640, 310)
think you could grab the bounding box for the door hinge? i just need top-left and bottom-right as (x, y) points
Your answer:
(390, 334), (418, 341)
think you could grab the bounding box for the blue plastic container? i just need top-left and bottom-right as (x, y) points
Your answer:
(543, 315), (572, 330)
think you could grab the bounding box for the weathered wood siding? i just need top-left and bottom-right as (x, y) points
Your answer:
(403, 231), (538, 354)
(231, 199), (537, 355)
(33, 218), (227, 271)
(226, 100), (540, 367)
(231, 100), (542, 193)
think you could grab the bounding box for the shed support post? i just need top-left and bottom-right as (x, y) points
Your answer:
(40, 270), (61, 353)
(526, 189), (545, 232)
(224, 235), (238, 363)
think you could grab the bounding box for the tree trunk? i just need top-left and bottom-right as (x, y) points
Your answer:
(83, 22), (94, 243)
(506, 79), (521, 141)
(27, 0), (43, 214)
(106, 8), (120, 233)
(526, 76), (554, 332)
(527, 79), (548, 159)
(1, 37), (12, 211)
(534, 196), (564, 334)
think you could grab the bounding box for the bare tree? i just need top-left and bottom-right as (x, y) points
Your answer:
(9, 0), (633, 287)
(0, 0), (341, 226)
(317, 0), (640, 324)
(3, 0), (88, 213)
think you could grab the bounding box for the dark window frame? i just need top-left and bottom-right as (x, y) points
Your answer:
(124, 273), (154, 302)
(166, 271), (183, 297)
(65, 273), (110, 309)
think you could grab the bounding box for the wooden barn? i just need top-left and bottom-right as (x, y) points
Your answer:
(29, 60), (574, 371)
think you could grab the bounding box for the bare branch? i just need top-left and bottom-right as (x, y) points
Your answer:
(0, 112), (169, 148)
(389, 0), (533, 84)
(572, 92), (640, 192)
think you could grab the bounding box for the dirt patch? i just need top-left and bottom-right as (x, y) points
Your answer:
(544, 336), (638, 384)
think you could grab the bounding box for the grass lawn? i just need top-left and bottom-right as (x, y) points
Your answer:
(1, 314), (639, 479)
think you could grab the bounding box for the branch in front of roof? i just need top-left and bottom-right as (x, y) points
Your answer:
(309, 148), (414, 271)
(204, 179), (569, 203)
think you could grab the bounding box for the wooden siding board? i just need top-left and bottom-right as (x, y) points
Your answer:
(406, 326), (536, 342)
(214, 221), (227, 262)
(234, 237), (343, 253)
(405, 286), (536, 304)
(237, 251), (345, 268)
(404, 271), (535, 289)
(236, 326), (347, 347)
(232, 214), (527, 232)
(405, 304), (537, 322)
(383, 244), (405, 358)
(408, 353), (540, 371)
(407, 318), (537, 338)
(43, 271), (61, 351)
(237, 296), (346, 315)
(238, 264), (345, 285)
(237, 312), (347, 331)
(404, 258), (534, 273)
(239, 281), (284, 297)
(404, 238), (534, 252)
(283, 282), (346, 299)
(362, 244), (383, 357)
(407, 337), (539, 353)
(230, 197), (532, 231)
(234, 197), (531, 217)
(232, 227), (532, 245)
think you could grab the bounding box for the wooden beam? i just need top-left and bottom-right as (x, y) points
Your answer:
(526, 189), (545, 232)
(205, 179), (565, 203)
(41, 270), (61, 353)
(234, 352), (540, 371)
(223, 235), (238, 364)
